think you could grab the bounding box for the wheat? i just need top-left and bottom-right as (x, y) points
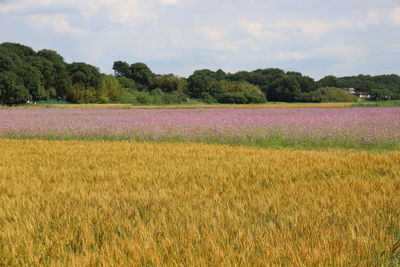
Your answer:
(0, 140), (399, 266)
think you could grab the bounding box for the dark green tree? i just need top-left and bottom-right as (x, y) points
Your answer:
(129, 62), (154, 88)
(113, 61), (130, 77)
(0, 72), (32, 105)
(67, 62), (102, 103)
(68, 62), (101, 90)
(37, 49), (71, 99)
(151, 74), (187, 93)
(187, 70), (225, 101)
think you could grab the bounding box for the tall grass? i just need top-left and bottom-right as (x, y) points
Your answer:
(0, 140), (399, 265)
(352, 100), (400, 107)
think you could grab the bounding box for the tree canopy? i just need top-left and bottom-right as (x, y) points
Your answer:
(1, 42), (399, 105)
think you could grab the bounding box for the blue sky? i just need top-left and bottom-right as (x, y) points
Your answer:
(0, 0), (399, 79)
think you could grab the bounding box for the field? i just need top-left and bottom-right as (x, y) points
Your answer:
(0, 140), (399, 266)
(0, 106), (399, 266)
(0, 107), (399, 150)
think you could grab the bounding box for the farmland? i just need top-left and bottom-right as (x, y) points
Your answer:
(0, 106), (399, 266)
(0, 107), (399, 150)
(0, 140), (399, 265)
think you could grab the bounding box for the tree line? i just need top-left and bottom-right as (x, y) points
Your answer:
(0, 42), (399, 105)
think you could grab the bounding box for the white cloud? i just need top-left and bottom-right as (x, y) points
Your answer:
(239, 20), (283, 39)
(277, 51), (309, 60)
(210, 39), (258, 52)
(201, 26), (221, 41)
(88, 47), (105, 60)
(0, 3), (9, 13)
(318, 45), (356, 55)
(160, 0), (180, 5)
(390, 6), (400, 25)
(3, 0), (157, 28)
(297, 19), (331, 38)
(38, 0), (53, 4)
(28, 13), (88, 35)
(335, 19), (355, 29)
(277, 45), (365, 61)
(168, 29), (186, 48)
(0, 0), (398, 78)
(81, 11), (96, 21)
(366, 11), (380, 24)
(101, 0), (157, 26)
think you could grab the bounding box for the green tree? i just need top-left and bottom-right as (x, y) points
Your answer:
(67, 62), (102, 103)
(151, 74), (187, 93)
(101, 75), (122, 102)
(218, 80), (266, 103)
(113, 61), (130, 77)
(0, 72), (32, 105)
(68, 62), (102, 90)
(129, 62), (154, 88)
(187, 70), (225, 102)
(117, 76), (136, 89)
(270, 76), (302, 102)
(20, 64), (48, 100)
(37, 49), (71, 99)
(306, 87), (358, 102)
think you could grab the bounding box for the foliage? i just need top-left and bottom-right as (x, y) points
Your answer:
(113, 61), (155, 89)
(67, 83), (97, 104)
(129, 62), (155, 88)
(226, 68), (317, 102)
(187, 70), (225, 102)
(305, 87), (358, 102)
(0, 43), (43, 104)
(36, 49), (71, 98)
(318, 74), (400, 100)
(0, 71), (32, 105)
(218, 80), (266, 104)
(150, 74), (187, 93)
(100, 75), (122, 102)
(187, 70), (266, 104)
(68, 62), (102, 90)
(117, 76), (136, 90)
(1, 42), (399, 105)
(112, 60), (130, 77)
(119, 88), (187, 105)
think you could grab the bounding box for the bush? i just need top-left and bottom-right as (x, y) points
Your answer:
(218, 80), (266, 104)
(118, 88), (189, 105)
(219, 92), (247, 104)
(306, 87), (358, 102)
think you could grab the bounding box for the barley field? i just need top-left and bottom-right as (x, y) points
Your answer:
(0, 140), (399, 266)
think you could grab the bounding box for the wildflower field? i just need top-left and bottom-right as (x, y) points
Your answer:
(0, 107), (399, 149)
(0, 106), (400, 265)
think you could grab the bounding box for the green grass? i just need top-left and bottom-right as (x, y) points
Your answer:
(351, 100), (400, 107)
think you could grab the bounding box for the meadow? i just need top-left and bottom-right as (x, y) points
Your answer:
(0, 140), (399, 266)
(0, 107), (399, 150)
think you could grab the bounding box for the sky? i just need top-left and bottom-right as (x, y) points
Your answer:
(0, 0), (399, 79)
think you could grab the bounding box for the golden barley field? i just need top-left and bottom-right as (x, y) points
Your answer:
(0, 140), (399, 266)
